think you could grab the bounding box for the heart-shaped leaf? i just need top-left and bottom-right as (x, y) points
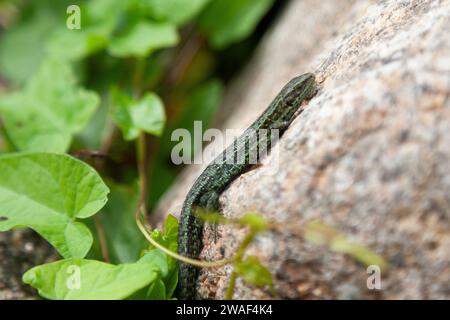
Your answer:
(0, 59), (100, 152)
(111, 90), (166, 140)
(23, 259), (159, 300)
(0, 153), (109, 258)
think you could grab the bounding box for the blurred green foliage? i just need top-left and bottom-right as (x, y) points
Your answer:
(0, 58), (99, 152)
(0, 0), (279, 298)
(234, 255), (273, 287)
(0, 0), (278, 198)
(111, 89), (166, 140)
(199, 0), (274, 49)
(22, 214), (180, 300)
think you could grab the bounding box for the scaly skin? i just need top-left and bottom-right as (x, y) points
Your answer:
(177, 73), (317, 299)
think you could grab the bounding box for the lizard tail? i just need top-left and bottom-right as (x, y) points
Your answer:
(177, 203), (204, 299)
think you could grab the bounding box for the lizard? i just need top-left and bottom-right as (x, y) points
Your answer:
(177, 73), (317, 299)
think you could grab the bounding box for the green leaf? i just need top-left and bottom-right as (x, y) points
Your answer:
(164, 263), (179, 298)
(149, 214), (179, 252)
(139, 249), (170, 277)
(23, 258), (159, 300)
(331, 238), (389, 272)
(108, 21), (179, 58)
(198, 0), (275, 49)
(143, 215), (179, 299)
(111, 90), (166, 140)
(107, 237), (178, 300)
(144, 0), (212, 25)
(146, 214), (179, 289)
(138, 253), (168, 300)
(0, 153), (109, 258)
(0, 59), (100, 152)
(304, 220), (389, 272)
(163, 214), (179, 245)
(46, 0), (124, 61)
(87, 0), (129, 20)
(146, 277), (167, 300)
(239, 212), (269, 233)
(21, 196), (177, 300)
(132, 250), (176, 300)
(234, 256), (273, 287)
(303, 220), (339, 245)
(0, 2), (60, 84)
(134, 215), (179, 300)
(194, 208), (226, 224)
(47, 23), (115, 61)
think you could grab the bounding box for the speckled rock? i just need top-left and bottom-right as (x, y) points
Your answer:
(156, 0), (450, 299)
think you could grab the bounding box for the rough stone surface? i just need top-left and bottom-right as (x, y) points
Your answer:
(156, 0), (450, 299)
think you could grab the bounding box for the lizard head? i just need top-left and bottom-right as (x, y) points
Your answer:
(270, 73), (316, 125)
(248, 73), (317, 132)
(282, 73), (316, 107)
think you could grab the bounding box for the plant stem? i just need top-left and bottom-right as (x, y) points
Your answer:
(99, 117), (117, 156)
(87, 114), (120, 263)
(234, 232), (255, 260)
(136, 132), (148, 216)
(224, 232), (258, 299)
(224, 271), (237, 300)
(94, 215), (110, 263)
(0, 117), (14, 152)
(133, 58), (146, 98)
(133, 58), (152, 217)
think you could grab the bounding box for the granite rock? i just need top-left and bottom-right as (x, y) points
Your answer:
(156, 0), (450, 299)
